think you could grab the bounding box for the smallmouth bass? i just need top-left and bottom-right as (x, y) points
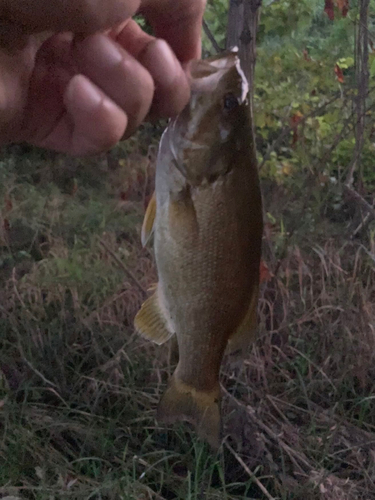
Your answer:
(134, 50), (263, 449)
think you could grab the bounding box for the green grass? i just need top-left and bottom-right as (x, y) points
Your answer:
(0, 125), (375, 500)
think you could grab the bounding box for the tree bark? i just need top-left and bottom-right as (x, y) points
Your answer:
(346, 0), (370, 187)
(226, 0), (262, 140)
(226, 0), (260, 95)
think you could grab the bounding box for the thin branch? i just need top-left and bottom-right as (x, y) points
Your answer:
(225, 442), (276, 500)
(351, 212), (371, 239)
(259, 85), (375, 171)
(21, 357), (58, 388)
(14, 331), (58, 389)
(264, 0), (281, 6)
(314, 110), (355, 170)
(99, 239), (147, 296)
(222, 386), (312, 471)
(343, 185), (375, 222)
(202, 19), (222, 54)
(259, 91), (346, 170)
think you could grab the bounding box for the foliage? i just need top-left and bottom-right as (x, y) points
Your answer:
(1, 2), (375, 499)
(202, 0), (228, 54)
(203, 0), (375, 192)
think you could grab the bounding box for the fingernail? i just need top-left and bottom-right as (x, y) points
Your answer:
(145, 39), (180, 87)
(65, 75), (102, 113)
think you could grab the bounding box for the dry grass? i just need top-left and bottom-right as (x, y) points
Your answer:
(0, 134), (374, 499)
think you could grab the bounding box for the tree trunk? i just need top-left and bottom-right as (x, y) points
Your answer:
(226, 0), (262, 141)
(345, 0), (370, 187)
(226, 0), (260, 95)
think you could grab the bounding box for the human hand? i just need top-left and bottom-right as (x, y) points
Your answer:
(0, 0), (206, 155)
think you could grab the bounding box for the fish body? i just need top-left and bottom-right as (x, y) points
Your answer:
(135, 50), (263, 449)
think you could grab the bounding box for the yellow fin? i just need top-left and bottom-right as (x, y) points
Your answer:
(141, 192), (156, 247)
(157, 374), (221, 450)
(134, 290), (174, 345)
(226, 286), (259, 355)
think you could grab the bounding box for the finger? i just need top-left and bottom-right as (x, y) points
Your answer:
(114, 20), (190, 118)
(0, 23), (53, 52)
(39, 74), (127, 155)
(0, 0), (140, 35)
(17, 33), (76, 144)
(109, 18), (154, 58)
(139, 39), (190, 118)
(73, 33), (154, 139)
(140, 0), (206, 62)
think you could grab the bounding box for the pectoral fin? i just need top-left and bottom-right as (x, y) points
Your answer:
(168, 186), (199, 241)
(141, 192), (156, 247)
(226, 286), (259, 355)
(134, 289), (174, 345)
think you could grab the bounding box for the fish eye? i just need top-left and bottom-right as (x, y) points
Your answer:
(223, 93), (239, 111)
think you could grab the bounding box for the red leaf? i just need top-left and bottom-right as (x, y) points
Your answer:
(324, 0), (335, 20)
(290, 112), (303, 126)
(336, 0), (349, 17)
(303, 49), (311, 62)
(290, 111), (303, 145)
(259, 260), (271, 284)
(4, 196), (12, 212)
(334, 64), (344, 83)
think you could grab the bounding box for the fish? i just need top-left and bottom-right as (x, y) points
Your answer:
(134, 49), (263, 449)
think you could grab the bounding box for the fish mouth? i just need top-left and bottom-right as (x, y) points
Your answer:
(164, 48), (249, 183)
(189, 49), (249, 104)
(180, 50), (249, 144)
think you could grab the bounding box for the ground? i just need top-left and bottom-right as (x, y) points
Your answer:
(0, 127), (374, 499)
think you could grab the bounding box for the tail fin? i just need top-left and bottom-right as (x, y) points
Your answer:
(157, 375), (221, 450)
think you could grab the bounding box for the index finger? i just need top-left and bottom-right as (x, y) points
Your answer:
(112, 20), (190, 119)
(139, 0), (206, 62)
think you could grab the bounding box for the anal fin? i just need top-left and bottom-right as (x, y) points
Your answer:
(134, 289), (174, 345)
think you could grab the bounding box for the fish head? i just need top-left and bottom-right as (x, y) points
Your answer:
(167, 49), (250, 185)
